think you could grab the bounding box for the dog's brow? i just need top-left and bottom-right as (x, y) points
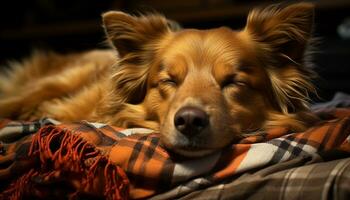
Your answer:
(159, 61), (166, 71)
(237, 61), (255, 73)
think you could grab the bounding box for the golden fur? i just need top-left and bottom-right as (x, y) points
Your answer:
(0, 3), (318, 156)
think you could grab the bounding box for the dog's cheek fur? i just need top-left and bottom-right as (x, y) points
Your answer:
(143, 87), (170, 126)
(223, 85), (266, 132)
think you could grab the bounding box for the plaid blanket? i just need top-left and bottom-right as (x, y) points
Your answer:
(159, 156), (350, 200)
(0, 108), (349, 199)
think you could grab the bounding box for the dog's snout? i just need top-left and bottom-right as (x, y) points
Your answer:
(174, 106), (209, 136)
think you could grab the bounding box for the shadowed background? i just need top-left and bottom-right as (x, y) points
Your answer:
(0, 0), (349, 101)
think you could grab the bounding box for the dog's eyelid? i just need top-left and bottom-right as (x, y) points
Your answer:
(221, 74), (248, 88)
(221, 74), (236, 87)
(236, 80), (247, 86)
(160, 77), (177, 86)
(237, 62), (254, 73)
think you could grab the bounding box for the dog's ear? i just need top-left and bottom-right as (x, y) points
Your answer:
(244, 3), (316, 114)
(103, 11), (177, 59)
(245, 3), (314, 64)
(102, 12), (178, 104)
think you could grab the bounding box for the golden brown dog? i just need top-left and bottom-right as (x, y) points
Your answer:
(0, 3), (318, 156)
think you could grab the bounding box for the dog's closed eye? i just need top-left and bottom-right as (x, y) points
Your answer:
(159, 78), (177, 86)
(221, 75), (247, 88)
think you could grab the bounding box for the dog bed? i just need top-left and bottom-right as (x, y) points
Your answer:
(0, 95), (349, 199)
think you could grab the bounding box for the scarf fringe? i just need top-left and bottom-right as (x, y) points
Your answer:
(2, 125), (129, 200)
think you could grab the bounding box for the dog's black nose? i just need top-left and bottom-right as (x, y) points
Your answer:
(174, 106), (209, 136)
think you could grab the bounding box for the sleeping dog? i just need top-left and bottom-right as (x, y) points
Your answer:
(0, 3), (318, 157)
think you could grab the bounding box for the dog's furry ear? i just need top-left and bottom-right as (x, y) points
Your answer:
(245, 2), (314, 64)
(103, 11), (177, 59)
(245, 3), (316, 114)
(102, 12), (178, 104)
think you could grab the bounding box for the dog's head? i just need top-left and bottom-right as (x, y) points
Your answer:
(102, 3), (317, 156)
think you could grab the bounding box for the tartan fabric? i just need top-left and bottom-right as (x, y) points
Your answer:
(0, 108), (349, 199)
(157, 156), (350, 200)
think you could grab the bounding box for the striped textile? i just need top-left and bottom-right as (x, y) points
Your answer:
(155, 156), (350, 200)
(0, 108), (349, 199)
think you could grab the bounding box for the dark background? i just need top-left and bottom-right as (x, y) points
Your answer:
(0, 0), (349, 102)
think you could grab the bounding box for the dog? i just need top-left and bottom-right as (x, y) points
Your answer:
(0, 3), (318, 157)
